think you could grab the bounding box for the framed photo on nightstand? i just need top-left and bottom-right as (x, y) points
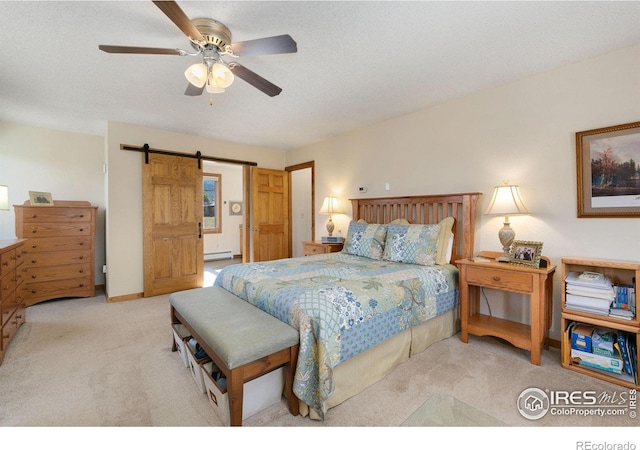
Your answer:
(509, 240), (543, 268)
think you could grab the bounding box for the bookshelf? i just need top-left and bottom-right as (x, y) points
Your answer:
(561, 257), (639, 389)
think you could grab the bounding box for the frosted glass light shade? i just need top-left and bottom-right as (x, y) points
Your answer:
(0, 185), (8, 210)
(184, 63), (208, 88)
(211, 63), (234, 88)
(206, 74), (225, 94)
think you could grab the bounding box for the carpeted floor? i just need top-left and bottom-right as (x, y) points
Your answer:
(0, 287), (637, 446)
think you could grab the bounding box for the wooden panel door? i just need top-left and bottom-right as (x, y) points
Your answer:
(143, 153), (203, 296)
(251, 168), (289, 262)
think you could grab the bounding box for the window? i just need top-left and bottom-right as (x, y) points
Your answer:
(203, 173), (221, 233)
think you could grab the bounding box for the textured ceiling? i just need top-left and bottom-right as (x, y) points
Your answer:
(1, 1), (640, 151)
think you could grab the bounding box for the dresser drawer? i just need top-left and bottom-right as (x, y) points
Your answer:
(1, 276), (16, 302)
(26, 263), (91, 283)
(23, 223), (92, 238)
(25, 278), (93, 305)
(465, 265), (533, 292)
(303, 244), (324, 255)
(1, 291), (17, 327)
(25, 236), (92, 253)
(20, 207), (92, 223)
(0, 249), (16, 277)
(25, 250), (92, 268)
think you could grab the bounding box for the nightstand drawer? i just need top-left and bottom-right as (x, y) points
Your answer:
(304, 244), (324, 255)
(465, 265), (533, 292)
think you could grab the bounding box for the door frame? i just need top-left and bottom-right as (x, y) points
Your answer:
(285, 161), (315, 257)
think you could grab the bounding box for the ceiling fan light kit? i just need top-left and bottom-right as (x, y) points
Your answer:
(99, 0), (297, 104)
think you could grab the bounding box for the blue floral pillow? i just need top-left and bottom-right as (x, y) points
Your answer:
(343, 221), (387, 260)
(383, 223), (442, 265)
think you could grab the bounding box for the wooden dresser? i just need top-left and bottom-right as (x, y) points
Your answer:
(1, 239), (26, 365)
(15, 200), (97, 306)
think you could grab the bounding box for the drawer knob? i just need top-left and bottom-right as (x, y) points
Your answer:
(31, 259), (37, 263)
(79, 269), (84, 273)
(31, 228), (37, 233)
(79, 256), (84, 260)
(79, 283), (84, 287)
(492, 276), (501, 281)
(2, 261), (7, 266)
(79, 228), (84, 232)
(31, 275), (37, 279)
(80, 242), (84, 246)
(31, 290), (36, 293)
(31, 244), (37, 248)
(31, 214), (37, 219)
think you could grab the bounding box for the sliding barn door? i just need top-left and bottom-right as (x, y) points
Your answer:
(143, 153), (203, 297)
(251, 167), (289, 262)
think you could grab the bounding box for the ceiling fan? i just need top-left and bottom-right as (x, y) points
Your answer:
(99, 0), (297, 103)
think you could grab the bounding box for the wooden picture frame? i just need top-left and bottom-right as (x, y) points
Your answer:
(576, 121), (640, 218)
(509, 240), (543, 268)
(28, 191), (54, 206)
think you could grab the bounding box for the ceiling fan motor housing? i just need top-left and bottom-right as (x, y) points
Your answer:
(191, 18), (232, 51)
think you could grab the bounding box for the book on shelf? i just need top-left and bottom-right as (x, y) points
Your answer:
(565, 293), (611, 315)
(565, 271), (613, 290)
(613, 285), (636, 313)
(566, 285), (615, 300)
(609, 308), (635, 320)
(616, 332), (634, 377)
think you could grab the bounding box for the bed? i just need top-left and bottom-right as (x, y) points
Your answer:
(214, 192), (481, 420)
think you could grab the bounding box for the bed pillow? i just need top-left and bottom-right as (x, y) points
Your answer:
(383, 222), (442, 266)
(435, 217), (455, 265)
(343, 221), (387, 260)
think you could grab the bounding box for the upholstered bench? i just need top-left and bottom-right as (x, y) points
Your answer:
(169, 286), (300, 426)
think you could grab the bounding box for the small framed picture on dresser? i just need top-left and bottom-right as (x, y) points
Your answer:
(509, 240), (543, 268)
(28, 191), (54, 206)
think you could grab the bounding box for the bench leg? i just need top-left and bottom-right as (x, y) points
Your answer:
(283, 345), (299, 416)
(227, 367), (244, 426)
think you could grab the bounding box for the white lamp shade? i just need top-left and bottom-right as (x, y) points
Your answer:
(485, 183), (530, 216)
(206, 73), (225, 94)
(319, 196), (344, 215)
(184, 63), (208, 88)
(0, 185), (8, 210)
(211, 63), (234, 88)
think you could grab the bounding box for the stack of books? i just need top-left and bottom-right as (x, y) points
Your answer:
(610, 284), (636, 320)
(565, 271), (615, 316)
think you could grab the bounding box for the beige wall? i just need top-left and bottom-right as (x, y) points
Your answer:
(0, 122), (106, 284)
(286, 43), (640, 339)
(104, 121), (286, 299)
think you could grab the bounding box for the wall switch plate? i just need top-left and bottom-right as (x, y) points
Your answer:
(358, 186), (367, 193)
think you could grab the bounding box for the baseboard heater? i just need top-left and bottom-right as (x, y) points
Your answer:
(204, 251), (234, 261)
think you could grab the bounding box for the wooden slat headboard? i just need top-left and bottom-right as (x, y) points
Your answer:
(350, 192), (482, 262)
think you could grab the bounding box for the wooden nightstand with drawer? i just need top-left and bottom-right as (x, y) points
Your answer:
(302, 241), (343, 256)
(456, 250), (556, 365)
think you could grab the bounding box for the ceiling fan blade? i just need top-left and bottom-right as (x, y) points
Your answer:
(184, 83), (205, 96)
(228, 63), (283, 97)
(99, 45), (183, 55)
(153, 1), (205, 44)
(230, 34), (297, 56)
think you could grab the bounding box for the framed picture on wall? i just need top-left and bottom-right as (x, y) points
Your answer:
(576, 121), (640, 218)
(28, 191), (54, 206)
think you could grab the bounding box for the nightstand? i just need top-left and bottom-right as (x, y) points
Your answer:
(456, 251), (556, 365)
(302, 241), (343, 256)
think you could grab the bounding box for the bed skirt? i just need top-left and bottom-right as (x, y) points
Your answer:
(299, 308), (460, 420)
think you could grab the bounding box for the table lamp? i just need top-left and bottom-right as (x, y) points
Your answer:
(485, 181), (530, 262)
(318, 196), (343, 237)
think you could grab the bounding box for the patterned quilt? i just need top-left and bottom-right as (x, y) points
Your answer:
(214, 252), (459, 419)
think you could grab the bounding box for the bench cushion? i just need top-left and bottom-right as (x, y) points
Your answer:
(169, 286), (299, 369)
